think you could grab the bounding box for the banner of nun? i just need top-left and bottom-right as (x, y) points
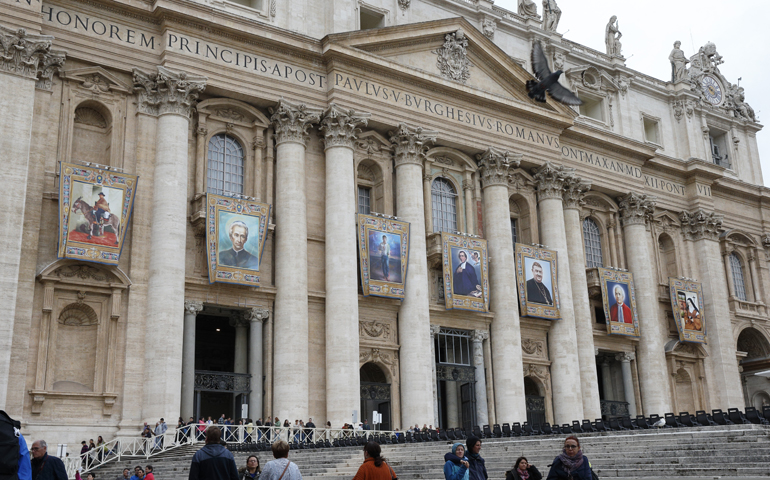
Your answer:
(515, 244), (560, 319)
(441, 232), (489, 312)
(598, 268), (640, 337)
(58, 162), (138, 265)
(668, 277), (707, 344)
(357, 214), (410, 300)
(206, 193), (271, 287)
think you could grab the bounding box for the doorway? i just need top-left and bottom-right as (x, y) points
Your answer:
(360, 362), (392, 430)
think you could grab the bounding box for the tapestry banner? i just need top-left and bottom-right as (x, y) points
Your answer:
(57, 162), (138, 265)
(357, 214), (410, 300)
(206, 193), (271, 287)
(441, 232), (489, 312)
(515, 243), (560, 319)
(599, 268), (640, 338)
(668, 277), (707, 344)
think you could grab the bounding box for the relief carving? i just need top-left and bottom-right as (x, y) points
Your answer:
(74, 107), (107, 128)
(54, 265), (107, 282)
(434, 29), (471, 84)
(521, 339), (543, 356)
(359, 320), (391, 339)
(213, 108), (245, 122)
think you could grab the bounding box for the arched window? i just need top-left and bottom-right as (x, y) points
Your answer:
(207, 134), (244, 195)
(431, 177), (457, 233)
(730, 253), (747, 301)
(582, 218), (603, 268)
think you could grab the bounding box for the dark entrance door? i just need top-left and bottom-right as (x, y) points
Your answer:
(524, 377), (545, 426)
(360, 363), (391, 430)
(436, 364), (476, 431)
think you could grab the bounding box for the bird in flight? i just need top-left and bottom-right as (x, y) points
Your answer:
(526, 41), (583, 106)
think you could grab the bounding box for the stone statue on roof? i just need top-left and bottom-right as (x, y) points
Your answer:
(519, 0), (539, 18)
(669, 41), (689, 83)
(541, 0), (561, 32)
(605, 16), (622, 57)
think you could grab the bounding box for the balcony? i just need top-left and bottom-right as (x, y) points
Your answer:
(585, 267), (601, 299)
(729, 298), (767, 318)
(195, 370), (251, 394)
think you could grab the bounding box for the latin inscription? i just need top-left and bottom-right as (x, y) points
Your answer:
(42, 5), (158, 50)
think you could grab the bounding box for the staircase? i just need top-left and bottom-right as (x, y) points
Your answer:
(92, 424), (770, 479)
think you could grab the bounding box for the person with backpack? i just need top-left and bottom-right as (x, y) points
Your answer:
(1, 410), (31, 480)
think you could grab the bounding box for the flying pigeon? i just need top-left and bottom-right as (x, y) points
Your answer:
(526, 41), (583, 106)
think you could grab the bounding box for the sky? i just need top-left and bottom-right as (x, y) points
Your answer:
(494, 0), (769, 187)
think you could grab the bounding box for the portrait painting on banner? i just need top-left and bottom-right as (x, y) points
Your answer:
(58, 162), (138, 266)
(515, 244), (560, 319)
(206, 193), (271, 287)
(442, 232), (489, 312)
(357, 214), (410, 300)
(669, 277), (707, 344)
(598, 268), (640, 337)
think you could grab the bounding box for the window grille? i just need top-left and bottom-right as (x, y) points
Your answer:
(582, 218), (603, 268)
(207, 133), (244, 195)
(358, 186), (371, 215)
(435, 328), (472, 366)
(432, 178), (458, 233)
(730, 253), (747, 301)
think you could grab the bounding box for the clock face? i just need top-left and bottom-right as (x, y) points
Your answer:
(702, 75), (723, 105)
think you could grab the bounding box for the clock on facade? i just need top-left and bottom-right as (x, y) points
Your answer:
(701, 75), (723, 105)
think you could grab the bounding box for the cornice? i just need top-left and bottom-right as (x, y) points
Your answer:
(561, 123), (656, 163)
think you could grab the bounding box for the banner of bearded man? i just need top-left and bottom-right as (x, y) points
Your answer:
(58, 163), (138, 265)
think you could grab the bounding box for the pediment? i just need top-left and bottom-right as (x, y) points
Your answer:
(197, 98), (271, 127)
(61, 66), (131, 94)
(564, 65), (620, 94)
(324, 17), (578, 121)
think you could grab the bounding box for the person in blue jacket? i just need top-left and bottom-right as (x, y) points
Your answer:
(443, 443), (469, 480)
(545, 436), (592, 480)
(465, 437), (487, 480)
(18, 433), (32, 480)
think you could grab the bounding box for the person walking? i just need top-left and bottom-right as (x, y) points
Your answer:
(465, 437), (487, 480)
(30, 440), (68, 480)
(506, 457), (542, 480)
(261, 441), (301, 480)
(189, 427), (239, 480)
(240, 455), (261, 480)
(443, 443), (468, 480)
(545, 436), (592, 480)
(352, 442), (395, 480)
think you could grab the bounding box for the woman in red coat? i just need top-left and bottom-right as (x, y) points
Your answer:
(353, 442), (396, 480)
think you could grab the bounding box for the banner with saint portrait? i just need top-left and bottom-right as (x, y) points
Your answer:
(57, 162), (138, 265)
(598, 268), (640, 337)
(357, 214), (410, 300)
(515, 244), (560, 319)
(441, 232), (489, 312)
(669, 277), (707, 344)
(206, 193), (271, 287)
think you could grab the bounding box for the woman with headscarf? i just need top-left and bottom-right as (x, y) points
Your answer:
(443, 443), (469, 480)
(545, 436), (592, 480)
(465, 437), (487, 480)
(506, 457), (541, 480)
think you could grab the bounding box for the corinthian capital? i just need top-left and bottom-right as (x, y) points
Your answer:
(319, 103), (371, 150)
(389, 123), (437, 168)
(269, 99), (322, 147)
(471, 329), (489, 342)
(184, 300), (204, 315)
(476, 147), (521, 188)
(679, 208), (723, 241)
(533, 161), (575, 201)
(618, 192), (656, 227)
(243, 307), (270, 323)
(0, 26), (65, 85)
(562, 176), (591, 210)
(133, 66), (207, 118)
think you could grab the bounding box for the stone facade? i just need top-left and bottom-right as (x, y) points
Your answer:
(1, 0), (769, 448)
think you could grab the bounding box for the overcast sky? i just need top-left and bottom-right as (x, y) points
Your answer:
(494, 0), (769, 187)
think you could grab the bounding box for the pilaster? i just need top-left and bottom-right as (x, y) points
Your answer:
(471, 329), (490, 425)
(244, 307), (269, 420)
(181, 301), (203, 419)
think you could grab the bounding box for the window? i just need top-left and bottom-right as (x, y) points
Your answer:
(435, 328), (471, 366)
(227, 0), (263, 10)
(358, 186), (371, 215)
(643, 116), (660, 144)
(510, 218), (518, 248)
(582, 218), (603, 268)
(431, 178), (458, 233)
(709, 133), (731, 168)
(730, 253), (747, 301)
(579, 96), (604, 122)
(359, 6), (385, 30)
(207, 134), (244, 195)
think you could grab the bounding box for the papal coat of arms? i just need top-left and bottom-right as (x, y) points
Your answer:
(434, 29), (472, 84)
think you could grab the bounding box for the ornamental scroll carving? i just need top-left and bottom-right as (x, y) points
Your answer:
(319, 103), (371, 149)
(434, 29), (471, 84)
(679, 209), (723, 242)
(521, 339), (544, 356)
(359, 320), (392, 340)
(54, 265), (108, 282)
(477, 147), (521, 188)
(389, 123), (437, 167)
(436, 364), (475, 382)
(270, 99), (322, 147)
(359, 348), (399, 380)
(533, 162), (576, 201)
(562, 176), (591, 210)
(132, 66), (207, 118)
(618, 192), (656, 227)
(523, 363), (550, 381)
(0, 26), (66, 88)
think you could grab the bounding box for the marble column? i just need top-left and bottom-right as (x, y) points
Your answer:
(430, 324), (440, 427)
(0, 28), (64, 410)
(446, 380), (460, 428)
(615, 352), (637, 417)
(463, 177), (475, 235)
(562, 178), (602, 420)
(390, 123), (437, 427)
(181, 301), (203, 420)
(423, 173), (433, 234)
(245, 308), (269, 420)
(618, 193), (670, 416)
(748, 254), (762, 302)
(680, 209), (744, 408)
(600, 358), (613, 400)
(270, 99), (322, 421)
(134, 66), (206, 421)
(476, 148), (526, 422)
(533, 162), (583, 423)
(232, 316), (249, 374)
(723, 250), (736, 298)
(319, 104), (370, 426)
(471, 330), (489, 426)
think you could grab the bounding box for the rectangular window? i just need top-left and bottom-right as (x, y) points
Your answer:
(510, 218), (518, 248)
(643, 117), (660, 144)
(709, 132), (731, 169)
(435, 328), (472, 366)
(579, 96), (604, 122)
(360, 7), (385, 30)
(358, 186), (371, 215)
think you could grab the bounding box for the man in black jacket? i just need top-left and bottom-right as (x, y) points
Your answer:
(466, 436), (488, 480)
(188, 427), (238, 480)
(30, 440), (68, 480)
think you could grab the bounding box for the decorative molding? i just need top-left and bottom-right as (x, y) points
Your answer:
(0, 26), (65, 87)
(243, 307), (270, 323)
(398, 0), (410, 10)
(58, 302), (99, 326)
(184, 300), (204, 316)
(132, 66), (206, 118)
(269, 98), (322, 147)
(614, 352), (635, 362)
(471, 329), (489, 342)
(436, 364), (475, 382)
(476, 147), (521, 188)
(679, 209), (723, 242)
(319, 103), (371, 150)
(521, 339), (544, 356)
(430, 324), (441, 336)
(359, 320), (391, 339)
(213, 108), (245, 122)
(523, 363), (550, 381)
(562, 176), (591, 210)
(618, 192), (656, 227)
(482, 19), (496, 40)
(433, 29), (471, 84)
(532, 161), (575, 201)
(54, 265), (108, 282)
(389, 123), (437, 167)
(74, 107), (107, 128)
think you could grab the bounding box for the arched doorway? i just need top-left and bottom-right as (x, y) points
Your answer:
(674, 368), (696, 414)
(737, 327), (770, 409)
(360, 362), (391, 430)
(524, 376), (546, 426)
